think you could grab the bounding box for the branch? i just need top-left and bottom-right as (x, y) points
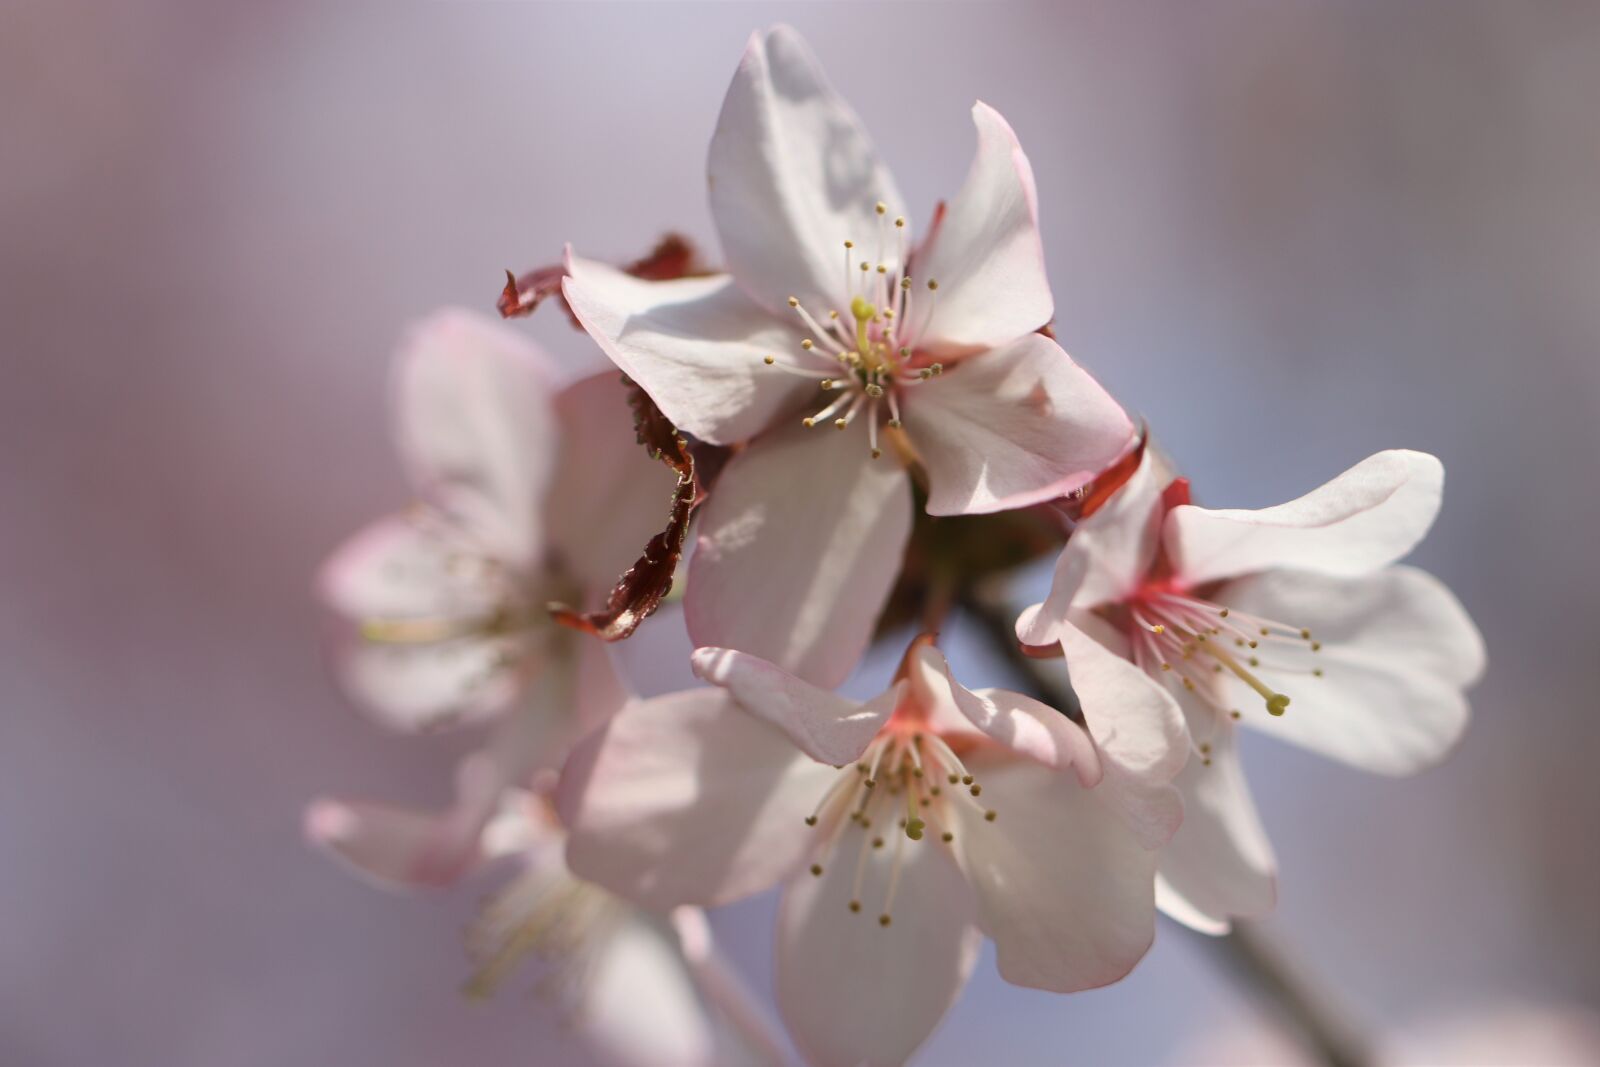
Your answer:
(1194, 921), (1370, 1067)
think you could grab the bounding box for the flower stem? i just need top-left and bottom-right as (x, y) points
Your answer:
(1195, 921), (1369, 1067)
(953, 586), (1372, 1067)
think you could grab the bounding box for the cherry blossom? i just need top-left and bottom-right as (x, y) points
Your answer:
(557, 637), (1181, 1066)
(1018, 444), (1485, 932)
(305, 781), (734, 1067)
(563, 25), (1134, 687)
(317, 308), (668, 732)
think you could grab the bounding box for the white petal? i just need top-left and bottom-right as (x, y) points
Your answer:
(317, 516), (535, 731)
(691, 647), (894, 766)
(686, 419), (912, 688)
(913, 103), (1052, 352)
(669, 907), (793, 1067)
(1070, 443), (1176, 607)
(905, 642), (1099, 779)
(1215, 565), (1483, 775)
(899, 332), (1134, 516)
(318, 513), (506, 624)
(558, 689), (837, 910)
(1156, 724), (1277, 929)
(545, 370), (682, 596)
(1166, 449), (1444, 585)
(581, 913), (716, 1067)
(303, 753), (519, 890)
(776, 826), (979, 1067)
(330, 631), (530, 734)
(1154, 876), (1233, 936)
(1017, 444), (1173, 645)
(1059, 618), (1188, 848)
(480, 625), (629, 779)
(318, 464), (546, 734)
(562, 256), (817, 446)
(393, 308), (557, 567)
(316, 513), (539, 734)
(947, 753), (1159, 993)
(708, 25), (904, 317)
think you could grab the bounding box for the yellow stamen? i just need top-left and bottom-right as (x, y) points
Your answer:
(1200, 641), (1291, 716)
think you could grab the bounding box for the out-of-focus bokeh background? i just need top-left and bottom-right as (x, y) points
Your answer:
(5, 2), (1599, 1064)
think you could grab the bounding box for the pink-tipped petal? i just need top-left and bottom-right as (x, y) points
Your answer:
(558, 690), (836, 911)
(1166, 449), (1445, 585)
(775, 825), (979, 1067)
(686, 419), (912, 688)
(905, 643), (1098, 779)
(691, 647), (893, 766)
(708, 25), (905, 317)
(304, 752), (519, 890)
(1069, 443), (1176, 607)
(946, 753), (1160, 993)
(562, 257), (818, 447)
(1215, 565), (1483, 775)
(914, 103), (1053, 353)
(1156, 726), (1277, 930)
(900, 333), (1134, 516)
(392, 308), (558, 568)
(1019, 444), (1180, 646)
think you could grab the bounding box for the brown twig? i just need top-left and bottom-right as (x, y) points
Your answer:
(1194, 921), (1370, 1067)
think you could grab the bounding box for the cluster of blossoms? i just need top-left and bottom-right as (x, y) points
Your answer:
(306, 25), (1484, 1067)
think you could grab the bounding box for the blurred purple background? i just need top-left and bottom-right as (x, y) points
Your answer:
(5, 3), (1599, 1065)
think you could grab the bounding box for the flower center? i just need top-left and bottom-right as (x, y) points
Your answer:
(463, 861), (627, 1006)
(800, 727), (996, 927)
(356, 510), (557, 645)
(762, 202), (947, 460)
(1118, 587), (1324, 765)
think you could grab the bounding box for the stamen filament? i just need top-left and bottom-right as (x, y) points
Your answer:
(879, 820), (908, 927)
(788, 297), (836, 351)
(803, 391), (854, 429)
(1199, 641), (1291, 716)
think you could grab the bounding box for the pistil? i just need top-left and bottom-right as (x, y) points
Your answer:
(769, 208), (954, 458)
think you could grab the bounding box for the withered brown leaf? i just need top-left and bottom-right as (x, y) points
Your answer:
(548, 379), (706, 642)
(501, 233), (712, 641)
